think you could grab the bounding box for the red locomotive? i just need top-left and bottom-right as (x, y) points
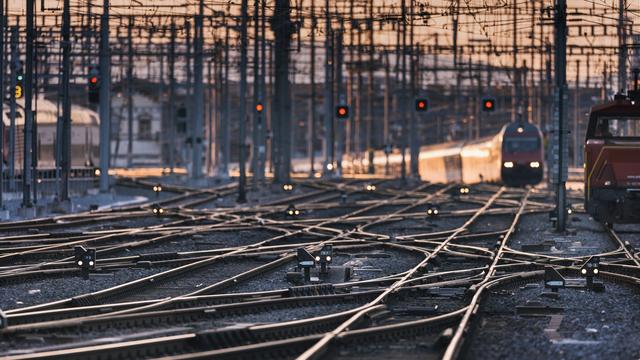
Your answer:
(584, 94), (640, 224)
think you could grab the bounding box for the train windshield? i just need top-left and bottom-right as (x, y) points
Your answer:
(503, 137), (540, 153)
(595, 116), (640, 138)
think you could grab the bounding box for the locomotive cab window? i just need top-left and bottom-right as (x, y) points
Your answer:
(503, 137), (540, 153)
(593, 117), (640, 139)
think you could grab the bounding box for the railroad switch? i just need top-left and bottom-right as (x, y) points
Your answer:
(74, 246), (96, 280)
(287, 284), (335, 297)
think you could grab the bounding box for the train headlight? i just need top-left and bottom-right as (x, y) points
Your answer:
(503, 162), (514, 168)
(94, 168), (101, 176)
(529, 161), (540, 168)
(517, 127), (524, 133)
(604, 180), (612, 186)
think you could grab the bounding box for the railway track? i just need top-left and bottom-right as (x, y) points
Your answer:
(1, 180), (638, 359)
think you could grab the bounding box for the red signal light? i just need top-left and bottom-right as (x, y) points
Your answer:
(415, 98), (428, 112)
(89, 76), (98, 85)
(482, 98), (495, 112)
(255, 103), (264, 113)
(336, 105), (349, 118)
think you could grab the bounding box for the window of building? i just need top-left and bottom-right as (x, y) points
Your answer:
(138, 114), (152, 140)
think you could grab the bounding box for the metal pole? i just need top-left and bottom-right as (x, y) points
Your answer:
(574, 59), (580, 168)
(554, 0), (568, 231)
(322, 0), (333, 176)
(409, 0), (418, 178)
(238, 0), (248, 201)
(308, 0), (316, 177)
(335, 26), (344, 177)
(168, 22), (176, 174)
(59, 0), (70, 203)
(207, 59), (213, 175)
(618, 0), (627, 93)
(383, 52), (390, 175)
(192, 0), (204, 180)
(9, 27), (16, 192)
(0, 0), (4, 208)
(98, 0), (110, 192)
(367, 0), (375, 174)
(400, 0), (407, 181)
(23, 0), (35, 207)
(126, 16), (133, 168)
(252, 0), (261, 184)
(259, 0), (267, 180)
(512, 0), (519, 122)
(221, 17), (230, 178)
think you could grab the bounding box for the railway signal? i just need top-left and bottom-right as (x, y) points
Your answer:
(151, 203), (165, 216)
(415, 98), (428, 112)
(153, 184), (163, 198)
(426, 204), (440, 218)
(88, 66), (100, 105)
(482, 98), (495, 112)
(285, 204), (300, 218)
(365, 184), (376, 191)
(336, 105), (349, 119)
(282, 183), (294, 191)
(316, 245), (333, 274)
(579, 256), (604, 291)
(74, 246), (96, 280)
(255, 102), (264, 114)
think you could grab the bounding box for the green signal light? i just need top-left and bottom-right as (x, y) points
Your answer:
(17, 74), (23, 81)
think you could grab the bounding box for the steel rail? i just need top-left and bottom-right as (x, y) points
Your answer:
(296, 187), (505, 360)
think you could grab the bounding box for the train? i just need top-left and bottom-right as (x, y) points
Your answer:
(2, 98), (100, 169)
(343, 121), (545, 187)
(584, 93), (640, 224)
